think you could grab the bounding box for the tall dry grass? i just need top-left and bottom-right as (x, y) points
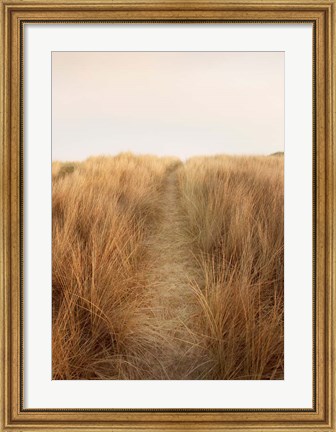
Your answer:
(52, 153), (180, 379)
(52, 153), (284, 380)
(177, 155), (284, 379)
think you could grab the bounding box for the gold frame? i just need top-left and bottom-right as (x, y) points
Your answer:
(0, 1), (335, 430)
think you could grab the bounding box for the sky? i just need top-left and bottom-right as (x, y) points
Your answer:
(52, 51), (284, 161)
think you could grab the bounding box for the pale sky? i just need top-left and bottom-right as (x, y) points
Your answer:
(52, 51), (284, 161)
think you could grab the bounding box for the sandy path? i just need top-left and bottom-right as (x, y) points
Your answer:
(146, 166), (201, 379)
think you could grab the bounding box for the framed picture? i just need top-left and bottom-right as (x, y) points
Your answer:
(0, 0), (335, 431)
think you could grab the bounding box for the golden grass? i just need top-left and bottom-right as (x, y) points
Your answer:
(177, 155), (284, 379)
(52, 153), (181, 379)
(52, 153), (284, 380)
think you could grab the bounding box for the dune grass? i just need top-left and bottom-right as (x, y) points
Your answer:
(177, 155), (284, 379)
(52, 153), (181, 379)
(52, 153), (284, 380)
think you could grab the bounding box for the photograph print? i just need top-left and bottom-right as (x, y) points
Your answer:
(52, 51), (284, 380)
